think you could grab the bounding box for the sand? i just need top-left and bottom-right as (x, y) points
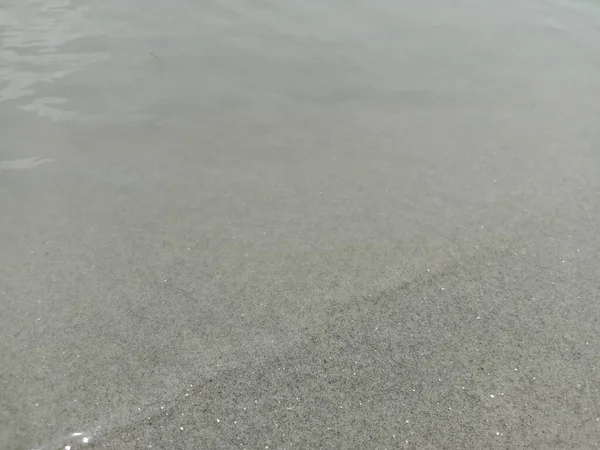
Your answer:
(2, 0), (600, 448)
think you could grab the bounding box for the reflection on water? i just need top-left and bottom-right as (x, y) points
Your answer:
(3, 0), (600, 124)
(0, 0), (108, 107)
(0, 157), (54, 171)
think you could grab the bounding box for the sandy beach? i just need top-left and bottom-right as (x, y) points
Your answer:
(1, 0), (600, 448)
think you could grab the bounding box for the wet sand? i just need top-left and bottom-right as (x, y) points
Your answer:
(2, 0), (600, 448)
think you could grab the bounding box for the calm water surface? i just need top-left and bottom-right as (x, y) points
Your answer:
(2, 1), (600, 449)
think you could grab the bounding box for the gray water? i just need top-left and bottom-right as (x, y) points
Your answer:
(2, 1), (600, 449)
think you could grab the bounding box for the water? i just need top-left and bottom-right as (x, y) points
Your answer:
(2, 1), (600, 449)
(4, 0), (598, 124)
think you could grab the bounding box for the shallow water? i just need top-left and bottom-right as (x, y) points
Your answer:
(2, 1), (600, 449)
